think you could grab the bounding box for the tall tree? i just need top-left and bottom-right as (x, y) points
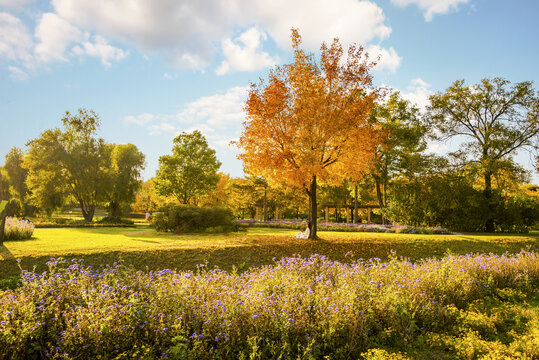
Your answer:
(104, 143), (146, 217)
(429, 78), (538, 231)
(369, 92), (430, 222)
(229, 177), (260, 219)
(155, 130), (221, 205)
(25, 109), (110, 222)
(237, 29), (384, 238)
(0, 171), (7, 246)
(3, 147), (28, 202)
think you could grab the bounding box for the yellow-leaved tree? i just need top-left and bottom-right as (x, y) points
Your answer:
(237, 29), (385, 239)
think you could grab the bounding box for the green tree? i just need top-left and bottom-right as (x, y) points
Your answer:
(104, 143), (146, 217)
(3, 147), (28, 202)
(155, 130), (221, 205)
(25, 109), (110, 222)
(429, 78), (538, 232)
(370, 92), (430, 222)
(0, 171), (7, 246)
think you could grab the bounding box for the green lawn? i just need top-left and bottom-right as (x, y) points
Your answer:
(1, 226), (538, 280)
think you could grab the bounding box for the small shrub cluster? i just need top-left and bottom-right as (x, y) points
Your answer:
(152, 205), (239, 233)
(239, 220), (452, 234)
(29, 217), (134, 228)
(0, 251), (537, 359)
(98, 216), (135, 225)
(3, 217), (34, 240)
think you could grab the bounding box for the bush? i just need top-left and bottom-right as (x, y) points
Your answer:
(3, 217), (34, 240)
(152, 205), (239, 233)
(493, 193), (539, 233)
(386, 174), (539, 233)
(97, 216), (134, 225)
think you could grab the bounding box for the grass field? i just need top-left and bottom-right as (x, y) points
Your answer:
(1, 226), (538, 280)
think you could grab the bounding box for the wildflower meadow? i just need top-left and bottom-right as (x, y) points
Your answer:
(1, 250), (537, 359)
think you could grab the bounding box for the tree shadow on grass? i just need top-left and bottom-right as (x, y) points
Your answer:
(1, 234), (537, 280)
(0, 245), (14, 260)
(129, 238), (161, 244)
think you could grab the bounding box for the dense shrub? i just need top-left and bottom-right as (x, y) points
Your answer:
(3, 217), (34, 240)
(493, 193), (539, 232)
(98, 216), (135, 225)
(386, 175), (539, 233)
(0, 252), (537, 359)
(152, 204), (239, 233)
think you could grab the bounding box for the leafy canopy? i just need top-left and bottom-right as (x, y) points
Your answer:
(25, 109), (109, 221)
(429, 78), (538, 179)
(428, 78), (538, 231)
(238, 29), (383, 189)
(237, 29), (384, 238)
(25, 109), (146, 221)
(155, 130), (221, 205)
(104, 143), (146, 217)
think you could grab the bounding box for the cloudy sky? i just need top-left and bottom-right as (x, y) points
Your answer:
(1, 0), (538, 181)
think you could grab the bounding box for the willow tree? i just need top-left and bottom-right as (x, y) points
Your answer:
(25, 109), (110, 222)
(237, 30), (384, 239)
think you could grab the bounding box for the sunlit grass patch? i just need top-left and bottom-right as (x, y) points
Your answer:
(0, 227), (537, 280)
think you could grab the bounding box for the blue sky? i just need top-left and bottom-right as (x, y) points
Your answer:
(1, 0), (538, 182)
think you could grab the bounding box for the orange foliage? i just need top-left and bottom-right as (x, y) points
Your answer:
(237, 29), (385, 190)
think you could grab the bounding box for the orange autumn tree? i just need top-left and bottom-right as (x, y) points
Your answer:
(237, 29), (385, 239)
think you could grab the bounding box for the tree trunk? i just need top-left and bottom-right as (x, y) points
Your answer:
(80, 202), (95, 223)
(484, 170), (495, 232)
(306, 175), (318, 239)
(263, 187), (267, 222)
(374, 176), (385, 224)
(109, 201), (122, 218)
(0, 172), (5, 246)
(354, 185), (358, 223)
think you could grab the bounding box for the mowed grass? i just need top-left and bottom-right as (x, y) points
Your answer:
(1, 226), (538, 280)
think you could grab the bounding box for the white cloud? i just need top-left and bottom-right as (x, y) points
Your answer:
(0, 12), (33, 63)
(72, 35), (128, 66)
(127, 86), (249, 169)
(148, 123), (176, 136)
(50, 0), (393, 71)
(391, 0), (470, 21)
(0, 0), (34, 10)
(124, 113), (160, 126)
(3, 0), (399, 77)
(8, 65), (27, 80)
(366, 45), (402, 73)
(174, 86), (249, 129)
(1, 11), (127, 77)
(167, 50), (211, 70)
(401, 77), (433, 110)
(249, 0), (391, 50)
(216, 27), (278, 75)
(34, 12), (83, 62)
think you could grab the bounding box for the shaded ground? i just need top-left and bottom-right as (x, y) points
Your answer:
(1, 227), (537, 280)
